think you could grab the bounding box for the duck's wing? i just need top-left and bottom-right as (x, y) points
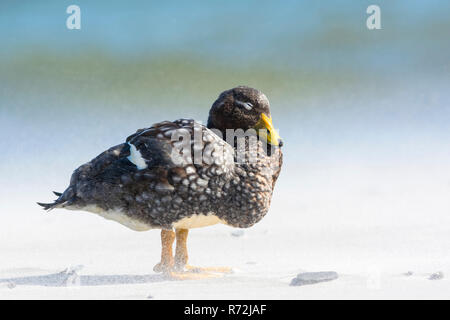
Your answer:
(38, 119), (235, 214)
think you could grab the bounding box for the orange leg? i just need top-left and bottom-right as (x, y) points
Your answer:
(154, 228), (232, 280)
(174, 228), (233, 275)
(174, 228), (189, 271)
(153, 229), (175, 273)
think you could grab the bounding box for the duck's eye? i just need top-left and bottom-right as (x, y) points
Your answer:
(236, 100), (253, 111)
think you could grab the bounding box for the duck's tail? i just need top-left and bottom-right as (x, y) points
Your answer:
(37, 188), (75, 211)
(36, 201), (60, 211)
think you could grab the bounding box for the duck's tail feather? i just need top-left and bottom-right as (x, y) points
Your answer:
(37, 201), (62, 211)
(38, 187), (75, 211)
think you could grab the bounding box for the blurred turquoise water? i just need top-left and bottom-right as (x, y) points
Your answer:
(1, 1), (450, 70)
(0, 1), (449, 225)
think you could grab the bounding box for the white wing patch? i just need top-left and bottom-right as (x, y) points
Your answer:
(127, 142), (148, 170)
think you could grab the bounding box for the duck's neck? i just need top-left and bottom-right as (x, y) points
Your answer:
(217, 140), (282, 228)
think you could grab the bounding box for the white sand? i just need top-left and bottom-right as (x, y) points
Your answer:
(1, 161), (449, 299)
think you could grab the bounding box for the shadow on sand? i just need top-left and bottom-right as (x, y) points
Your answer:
(0, 267), (166, 287)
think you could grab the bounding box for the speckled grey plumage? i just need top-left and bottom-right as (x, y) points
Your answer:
(39, 87), (283, 230)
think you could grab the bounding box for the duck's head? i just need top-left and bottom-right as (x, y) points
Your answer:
(207, 86), (283, 147)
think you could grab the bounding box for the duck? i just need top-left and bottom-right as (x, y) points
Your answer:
(38, 86), (283, 279)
